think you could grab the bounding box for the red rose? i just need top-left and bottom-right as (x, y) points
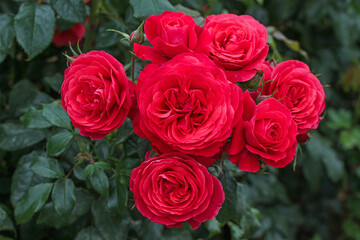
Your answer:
(61, 50), (134, 140)
(226, 91), (297, 172)
(204, 14), (269, 83)
(133, 53), (242, 165)
(258, 60), (326, 134)
(134, 11), (210, 64)
(52, 23), (85, 47)
(130, 152), (225, 229)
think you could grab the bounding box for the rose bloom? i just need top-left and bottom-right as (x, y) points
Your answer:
(204, 14), (269, 83)
(52, 23), (85, 47)
(133, 52), (242, 166)
(61, 50), (134, 140)
(258, 60), (326, 134)
(134, 11), (210, 64)
(226, 91), (297, 172)
(130, 152), (225, 229)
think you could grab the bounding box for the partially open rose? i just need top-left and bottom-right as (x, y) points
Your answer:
(204, 14), (269, 83)
(134, 11), (210, 64)
(61, 51), (134, 140)
(130, 152), (225, 229)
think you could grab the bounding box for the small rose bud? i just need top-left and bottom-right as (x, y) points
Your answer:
(130, 30), (144, 44)
(130, 20), (145, 44)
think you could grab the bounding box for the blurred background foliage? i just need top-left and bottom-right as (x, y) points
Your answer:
(0, 0), (359, 239)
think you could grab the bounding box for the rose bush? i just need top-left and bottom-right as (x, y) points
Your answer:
(258, 60), (326, 134)
(134, 11), (210, 64)
(130, 152), (225, 229)
(61, 50), (134, 140)
(133, 52), (242, 165)
(227, 91), (297, 172)
(204, 14), (269, 83)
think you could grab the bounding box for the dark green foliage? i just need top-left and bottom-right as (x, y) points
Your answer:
(0, 0), (358, 239)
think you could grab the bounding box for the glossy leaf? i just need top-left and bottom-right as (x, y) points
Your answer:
(15, 183), (53, 224)
(14, 2), (55, 60)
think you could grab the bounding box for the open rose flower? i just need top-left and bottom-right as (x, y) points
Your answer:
(130, 152), (225, 229)
(61, 50), (134, 140)
(133, 52), (242, 165)
(52, 23), (85, 47)
(226, 91), (297, 172)
(204, 14), (269, 83)
(258, 60), (326, 134)
(134, 11), (210, 64)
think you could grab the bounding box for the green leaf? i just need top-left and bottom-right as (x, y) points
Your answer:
(14, 2), (55, 60)
(47, 131), (73, 156)
(94, 161), (111, 170)
(84, 164), (109, 197)
(129, 0), (176, 18)
(0, 206), (15, 234)
(306, 135), (344, 182)
(0, 52), (6, 63)
(30, 156), (65, 178)
(20, 107), (52, 129)
(52, 178), (76, 217)
(343, 219), (360, 240)
(75, 227), (105, 240)
(0, 14), (15, 59)
(94, 139), (110, 161)
(43, 73), (63, 92)
(51, 0), (86, 23)
(205, 218), (222, 238)
(42, 103), (72, 130)
(327, 108), (352, 130)
(15, 183), (53, 224)
(228, 221), (245, 240)
(37, 188), (94, 228)
(9, 80), (52, 117)
(0, 206), (6, 223)
(92, 198), (130, 240)
(0, 122), (47, 151)
(322, 149), (344, 182)
(95, 20), (126, 48)
(216, 174), (244, 224)
(108, 175), (128, 213)
(11, 151), (48, 206)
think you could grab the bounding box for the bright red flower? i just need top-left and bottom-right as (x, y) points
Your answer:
(258, 60), (326, 134)
(61, 51), (134, 140)
(133, 52), (242, 166)
(226, 91), (297, 172)
(204, 14), (269, 83)
(134, 11), (210, 64)
(130, 152), (225, 229)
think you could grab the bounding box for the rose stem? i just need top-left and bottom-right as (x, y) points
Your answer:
(84, 0), (100, 52)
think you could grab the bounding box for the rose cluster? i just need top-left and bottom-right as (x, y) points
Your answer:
(61, 11), (325, 229)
